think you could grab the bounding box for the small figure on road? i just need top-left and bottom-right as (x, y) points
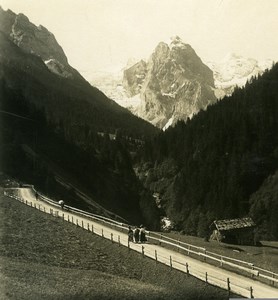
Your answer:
(139, 225), (147, 243)
(128, 226), (134, 242)
(133, 226), (140, 243)
(58, 199), (65, 209)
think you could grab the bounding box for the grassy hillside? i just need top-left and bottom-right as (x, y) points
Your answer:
(0, 188), (236, 300)
(160, 232), (278, 273)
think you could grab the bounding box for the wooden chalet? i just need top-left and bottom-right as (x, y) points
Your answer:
(209, 217), (256, 245)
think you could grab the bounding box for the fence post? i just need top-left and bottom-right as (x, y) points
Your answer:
(128, 239), (130, 251)
(68, 215), (70, 222)
(220, 257), (223, 267)
(204, 249), (206, 261)
(34, 203), (36, 209)
(62, 213), (64, 221)
(118, 235), (120, 247)
(170, 256), (172, 270)
(250, 286), (253, 298)
(186, 262), (189, 276)
(111, 233), (113, 243)
(44, 207), (46, 213)
(87, 223), (90, 231)
(178, 238), (180, 252)
(159, 234), (162, 245)
(142, 246), (144, 258)
(76, 219), (79, 227)
(102, 229), (104, 237)
(91, 224), (94, 233)
(155, 250), (158, 264)
(82, 220), (84, 228)
(205, 272), (208, 283)
(227, 278), (230, 297)
(188, 246), (190, 256)
(72, 216), (74, 223)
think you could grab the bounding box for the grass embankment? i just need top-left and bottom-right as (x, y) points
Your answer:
(161, 232), (278, 273)
(0, 188), (237, 300)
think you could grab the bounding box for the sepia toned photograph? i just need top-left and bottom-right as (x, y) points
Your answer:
(0, 0), (278, 299)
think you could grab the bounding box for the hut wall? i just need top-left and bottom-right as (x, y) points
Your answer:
(221, 227), (254, 245)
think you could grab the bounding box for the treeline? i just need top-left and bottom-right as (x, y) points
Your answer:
(138, 63), (278, 239)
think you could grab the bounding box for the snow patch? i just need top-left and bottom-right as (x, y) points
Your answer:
(207, 54), (275, 98)
(162, 92), (176, 98)
(44, 59), (73, 78)
(168, 35), (188, 50)
(163, 116), (174, 131)
(44, 59), (54, 64)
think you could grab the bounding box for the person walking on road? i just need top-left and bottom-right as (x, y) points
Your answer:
(139, 225), (147, 243)
(58, 199), (65, 209)
(133, 226), (140, 243)
(128, 226), (134, 242)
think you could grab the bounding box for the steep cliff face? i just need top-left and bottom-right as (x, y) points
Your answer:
(123, 60), (147, 97)
(0, 6), (80, 80)
(123, 36), (216, 129)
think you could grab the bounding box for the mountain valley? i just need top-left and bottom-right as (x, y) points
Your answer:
(1, 6), (278, 241)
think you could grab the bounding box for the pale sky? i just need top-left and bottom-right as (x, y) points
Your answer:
(1, 0), (278, 78)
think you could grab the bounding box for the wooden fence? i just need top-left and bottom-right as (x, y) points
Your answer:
(3, 187), (278, 298)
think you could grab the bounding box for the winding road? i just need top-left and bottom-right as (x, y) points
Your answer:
(8, 188), (278, 298)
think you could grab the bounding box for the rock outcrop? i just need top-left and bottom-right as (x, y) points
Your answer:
(0, 6), (80, 79)
(123, 60), (147, 97)
(123, 36), (217, 129)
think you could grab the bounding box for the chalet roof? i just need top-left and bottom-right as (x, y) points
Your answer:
(213, 217), (255, 231)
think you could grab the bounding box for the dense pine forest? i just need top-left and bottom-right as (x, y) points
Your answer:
(137, 63), (278, 240)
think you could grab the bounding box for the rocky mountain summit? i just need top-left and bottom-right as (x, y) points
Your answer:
(89, 43), (274, 130)
(207, 53), (274, 98)
(123, 36), (217, 129)
(0, 6), (81, 80)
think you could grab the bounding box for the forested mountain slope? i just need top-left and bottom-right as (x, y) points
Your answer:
(137, 64), (278, 238)
(0, 9), (159, 228)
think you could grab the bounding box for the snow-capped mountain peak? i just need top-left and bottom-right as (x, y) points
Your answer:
(207, 53), (274, 98)
(168, 35), (188, 50)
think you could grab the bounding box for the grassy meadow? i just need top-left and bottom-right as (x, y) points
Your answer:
(159, 232), (278, 273)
